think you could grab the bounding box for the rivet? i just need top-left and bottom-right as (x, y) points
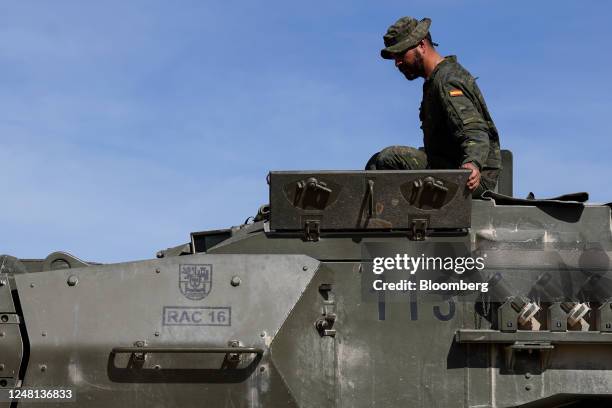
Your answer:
(155, 268), (161, 274)
(0, 280), (6, 286)
(154, 331), (160, 337)
(507, 321), (513, 327)
(42, 331), (47, 337)
(40, 364), (47, 372)
(0, 315), (8, 323)
(260, 331), (266, 338)
(153, 364), (161, 370)
(525, 385), (532, 391)
(230, 276), (241, 287)
(302, 266), (308, 271)
(0, 363), (5, 371)
(67, 275), (78, 286)
(0, 332), (5, 337)
(30, 283), (35, 288)
(525, 372), (531, 379)
(259, 366), (265, 372)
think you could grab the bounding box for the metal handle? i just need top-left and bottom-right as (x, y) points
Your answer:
(368, 180), (375, 217)
(108, 345), (264, 383)
(111, 346), (263, 355)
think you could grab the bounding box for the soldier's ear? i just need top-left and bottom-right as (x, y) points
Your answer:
(412, 41), (424, 56)
(417, 39), (428, 52)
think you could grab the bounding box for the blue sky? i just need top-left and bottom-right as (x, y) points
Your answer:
(1, 1), (611, 262)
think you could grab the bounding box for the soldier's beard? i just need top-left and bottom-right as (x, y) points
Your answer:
(400, 52), (424, 81)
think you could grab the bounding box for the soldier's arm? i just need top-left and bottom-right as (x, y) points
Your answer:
(440, 79), (490, 169)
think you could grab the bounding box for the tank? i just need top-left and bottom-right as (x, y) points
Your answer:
(2, 150), (612, 407)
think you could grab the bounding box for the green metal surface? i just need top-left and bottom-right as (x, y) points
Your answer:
(2, 161), (612, 407)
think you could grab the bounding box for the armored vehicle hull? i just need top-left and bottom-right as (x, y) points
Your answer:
(2, 159), (612, 407)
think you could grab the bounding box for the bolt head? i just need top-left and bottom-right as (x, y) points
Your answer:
(67, 275), (78, 286)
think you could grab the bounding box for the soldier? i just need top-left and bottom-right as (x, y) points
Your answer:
(367, 16), (501, 197)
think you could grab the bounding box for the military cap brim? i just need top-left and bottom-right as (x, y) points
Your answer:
(380, 18), (431, 59)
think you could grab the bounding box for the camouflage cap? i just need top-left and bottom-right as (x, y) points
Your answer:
(380, 17), (431, 59)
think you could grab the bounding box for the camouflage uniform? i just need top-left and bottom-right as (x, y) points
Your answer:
(365, 146), (428, 170)
(371, 17), (502, 197)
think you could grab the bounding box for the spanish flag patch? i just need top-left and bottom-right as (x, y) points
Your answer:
(449, 89), (463, 97)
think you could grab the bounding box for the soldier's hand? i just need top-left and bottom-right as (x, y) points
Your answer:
(461, 162), (480, 191)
